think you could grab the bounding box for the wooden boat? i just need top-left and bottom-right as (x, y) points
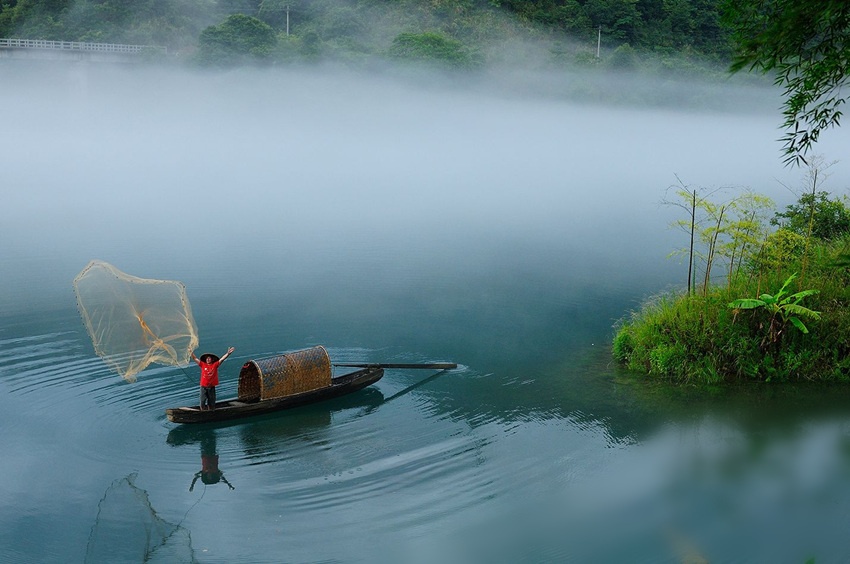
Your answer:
(167, 367), (383, 424)
(166, 346), (383, 425)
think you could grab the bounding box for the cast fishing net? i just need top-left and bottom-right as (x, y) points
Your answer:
(85, 473), (195, 563)
(74, 260), (199, 382)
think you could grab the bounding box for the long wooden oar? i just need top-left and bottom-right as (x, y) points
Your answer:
(333, 362), (457, 370)
(359, 370), (448, 416)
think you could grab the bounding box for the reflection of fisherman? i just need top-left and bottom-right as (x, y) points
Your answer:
(189, 453), (235, 491)
(189, 433), (235, 491)
(191, 347), (235, 411)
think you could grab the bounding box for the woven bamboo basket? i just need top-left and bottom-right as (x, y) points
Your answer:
(238, 346), (332, 401)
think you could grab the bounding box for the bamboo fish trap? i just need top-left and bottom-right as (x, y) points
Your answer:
(237, 346), (332, 402)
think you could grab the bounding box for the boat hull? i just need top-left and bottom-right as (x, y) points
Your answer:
(166, 367), (384, 424)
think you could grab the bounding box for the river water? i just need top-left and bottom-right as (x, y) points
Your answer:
(3, 63), (850, 563)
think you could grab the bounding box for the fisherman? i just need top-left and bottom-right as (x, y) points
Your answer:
(191, 347), (235, 411)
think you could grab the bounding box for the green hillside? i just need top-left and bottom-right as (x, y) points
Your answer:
(0, 0), (732, 68)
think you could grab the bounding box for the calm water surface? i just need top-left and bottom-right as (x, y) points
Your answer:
(3, 64), (850, 563)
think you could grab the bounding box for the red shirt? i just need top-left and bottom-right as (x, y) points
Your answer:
(201, 454), (220, 473)
(197, 359), (222, 387)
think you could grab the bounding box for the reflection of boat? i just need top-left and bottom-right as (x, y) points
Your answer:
(166, 346), (384, 425)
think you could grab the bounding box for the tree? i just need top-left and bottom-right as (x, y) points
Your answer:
(0, 0), (72, 39)
(664, 178), (702, 296)
(608, 42), (638, 68)
(388, 32), (478, 68)
(664, 179), (729, 295)
(197, 14), (277, 66)
(771, 162), (850, 242)
(722, 0), (850, 166)
(720, 191), (774, 287)
(665, 181), (775, 295)
(585, 0), (642, 43)
(753, 228), (806, 276)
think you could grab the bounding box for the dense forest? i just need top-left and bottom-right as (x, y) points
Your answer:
(0, 0), (733, 68)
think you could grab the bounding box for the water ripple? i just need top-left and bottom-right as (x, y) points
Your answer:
(265, 434), (497, 514)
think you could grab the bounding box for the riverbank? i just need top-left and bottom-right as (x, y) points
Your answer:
(613, 233), (850, 384)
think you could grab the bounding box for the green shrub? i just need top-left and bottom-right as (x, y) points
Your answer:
(608, 43), (638, 69)
(197, 14), (277, 66)
(388, 31), (479, 68)
(612, 328), (634, 363)
(648, 342), (687, 378)
(754, 229), (805, 273)
(772, 191), (850, 241)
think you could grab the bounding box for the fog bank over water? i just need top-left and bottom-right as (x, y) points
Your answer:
(2, 64), (849, 315)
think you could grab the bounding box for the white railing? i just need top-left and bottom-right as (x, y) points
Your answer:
(0, 38), (166, 55)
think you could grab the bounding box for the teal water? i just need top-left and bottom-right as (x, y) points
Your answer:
(4, 64), (850, 563)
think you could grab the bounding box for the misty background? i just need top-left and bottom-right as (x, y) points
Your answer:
(5, 63), (846, 316)
(4, 60), (850, 380)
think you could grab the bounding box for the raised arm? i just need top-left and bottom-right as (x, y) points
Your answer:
(220, 346), (236, 362)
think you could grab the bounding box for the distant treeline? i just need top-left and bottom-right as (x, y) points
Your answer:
(0, 0), (732, 68)
(497, 0), (729, 56)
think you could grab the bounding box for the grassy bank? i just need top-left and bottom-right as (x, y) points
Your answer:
(613, 195), (850, 384)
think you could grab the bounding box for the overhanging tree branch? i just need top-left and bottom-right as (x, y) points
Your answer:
(723, 0), (850, 166)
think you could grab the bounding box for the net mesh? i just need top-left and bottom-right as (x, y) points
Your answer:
(73, 260), (199, 382)
(85, 473), (195, 563)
